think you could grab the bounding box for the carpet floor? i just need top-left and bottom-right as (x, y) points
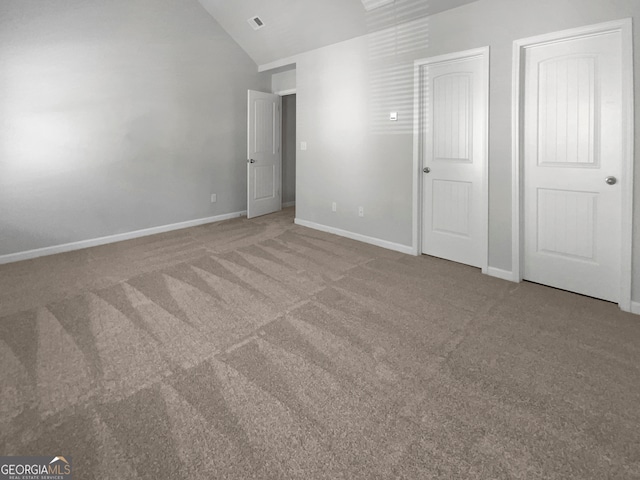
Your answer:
(1, 208), (639, 479)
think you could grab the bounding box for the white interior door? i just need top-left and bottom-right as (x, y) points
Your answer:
(247, 90), (281, 219)
(419, 49), (488, 268)
(523, 31), (623, 302)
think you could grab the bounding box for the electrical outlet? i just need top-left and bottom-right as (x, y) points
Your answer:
(300, 141), (307, 151)
(332, 202), (337, 212)
(210, 193), (217, 203)
(358, 206), (364, 217)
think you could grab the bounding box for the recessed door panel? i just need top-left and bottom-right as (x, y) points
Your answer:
(433, 74), (472, 162)
(536, 189), (597, 261)
(537, 56), (597, 166)
(254, 165), (276, 201)
(254, 99), (275, 155)
(432, 180), (471, 237)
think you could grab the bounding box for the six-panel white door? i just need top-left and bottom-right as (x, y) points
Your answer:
(523, 32), (623, 302)
(419, 51), (487, 268)
(247, 90), (282, 219)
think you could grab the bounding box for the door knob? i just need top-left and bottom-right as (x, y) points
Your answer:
(605, 176), (617, 185)
(249, 159), (256, 164)
(423, 167), (431, 173)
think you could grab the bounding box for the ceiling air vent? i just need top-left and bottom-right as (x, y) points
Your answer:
(361, 0), (395, 11)
(247, 16), (265, 31)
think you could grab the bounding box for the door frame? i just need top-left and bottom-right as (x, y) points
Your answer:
(511, 19), (634, 311)
(412, 46), (490, 274)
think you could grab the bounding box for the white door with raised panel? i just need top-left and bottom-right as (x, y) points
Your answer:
(418, 49), (488, 268)
(247, 90), (281, 219)
(523, 31), (623, 301)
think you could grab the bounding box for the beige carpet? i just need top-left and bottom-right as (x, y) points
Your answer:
(1, 208), (639, 479)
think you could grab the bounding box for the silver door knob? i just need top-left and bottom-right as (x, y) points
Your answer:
(249, 159), (256, 163)
(605, 176), (617, 185)
(423, 167), (431, 173)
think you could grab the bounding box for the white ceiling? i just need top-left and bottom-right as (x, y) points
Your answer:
(197, 0), (479, 67)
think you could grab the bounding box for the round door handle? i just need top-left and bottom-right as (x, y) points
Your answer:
(249, 159), (256, 164)
(605, 176), (617, 185)
(423, 167), (431, 173)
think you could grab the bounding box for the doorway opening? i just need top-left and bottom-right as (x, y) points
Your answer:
(281, 94), (296, 211)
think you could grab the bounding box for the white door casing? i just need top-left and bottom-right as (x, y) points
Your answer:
(512, 20), (634, 310)
(247, 90), (282, 219)
(413, 48), (489, 270)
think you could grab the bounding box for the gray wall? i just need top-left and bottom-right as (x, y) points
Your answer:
(282, 95), (297, 205)
(272, 70), (296, 94)
(0, 0), (269, 256)
(293, 0), (640, 300)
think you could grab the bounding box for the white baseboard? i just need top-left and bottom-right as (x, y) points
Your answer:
(282, 201), (296, 208)
(0, 210), (247, 266)
(631, 302), (640, 316)
(486, 266), (517, 282)
(294, 218), (413, 255)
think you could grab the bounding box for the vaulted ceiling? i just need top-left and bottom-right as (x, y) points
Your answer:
(197, 0), (479, 67)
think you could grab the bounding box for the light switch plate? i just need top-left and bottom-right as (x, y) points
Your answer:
(301, 141), (307, 151)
